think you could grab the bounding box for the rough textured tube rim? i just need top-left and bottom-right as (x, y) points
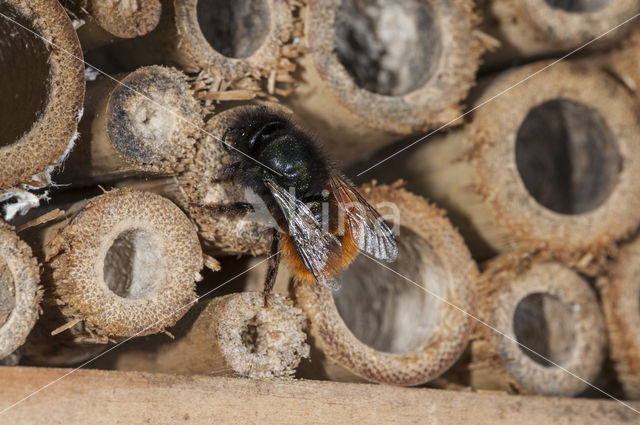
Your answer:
(304, 0), (483, 133)
(48, 189), (203, 337)
(0, 0), (85, 189)
(470, 61), (640, 253)
(599, 237), (640, 398)
(174, 0), (293, 78)
(521, 0), (640, 45)
(295, 184), (477, 386)
(484, 261), (606, 396)
(0, 222), (41, 360)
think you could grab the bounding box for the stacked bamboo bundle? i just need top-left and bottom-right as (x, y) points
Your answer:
(2, 1), (640, 417)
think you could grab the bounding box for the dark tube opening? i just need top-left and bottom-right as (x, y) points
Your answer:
(335, 0), (442, 96)
(545, 0), (611, 13)
(104, 228), (161, 299)
(333, 227), (446, 353)
(515, 99), (621, 214)
(197, 0), (271, 58)
(0, 3), (50, 148)
(513, 293), (576, 367)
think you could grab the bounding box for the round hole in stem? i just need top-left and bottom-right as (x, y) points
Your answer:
(515, 99), (621, 214)
(103, 228), (162, 299)
(0, 3), (50, 148)
(335, 0), (442, 96)
(333, 227), (446, 353)
(513, 293), (577, 367)
(197, 0), (271, 58)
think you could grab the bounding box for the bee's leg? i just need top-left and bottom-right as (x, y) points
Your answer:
(196, 202), (255, 217)
(263, 230), (281, 307)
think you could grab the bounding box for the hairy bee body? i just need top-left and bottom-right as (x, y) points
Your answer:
(222, 106), (397, 293)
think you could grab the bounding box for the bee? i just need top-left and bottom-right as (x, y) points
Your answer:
(209, 106), (398, 295)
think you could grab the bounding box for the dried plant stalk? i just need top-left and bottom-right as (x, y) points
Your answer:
(0, 0), (84, 190)
(66, 0), (161, 50)
(599, 237), (640, 399)
(294, 183), (477, 386)
(478, 0), (639, 66)
(373, 61), (640, 262)
(0, 222), (41, 363)
(96, 292), (309, 378)
(20, 189), (203, 354)
(284, 0), (488, 161)
(467, 255), (606, 396)
(111, 0), (303, 85)
(59, 65), (201, 185)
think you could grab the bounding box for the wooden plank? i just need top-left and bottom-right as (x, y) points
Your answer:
(0, 367), (637, 424)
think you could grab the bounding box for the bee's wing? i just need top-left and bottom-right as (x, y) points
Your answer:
(329, 174), (398, 262)
(264, 177), (343, 290)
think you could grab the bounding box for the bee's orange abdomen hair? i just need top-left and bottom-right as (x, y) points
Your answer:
(280, 219), (360, 284)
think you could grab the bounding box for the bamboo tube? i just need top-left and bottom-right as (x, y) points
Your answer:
(58, 65), (201, 185)
(0, 0), (84, 191)
(20, 189), (203, 358)
(599, 237), (640, 399)
(467, 255), (606, 396)
(294, 183), (477, 386)
(95, 292), (309, 378)
(66, 0), (162, 50)
(478, 0), (639, 67)
(284, 0), (489, 161)
(111, 0), (303, 83)
(0, 222), (41, 363)
(371, 61), (640, 262)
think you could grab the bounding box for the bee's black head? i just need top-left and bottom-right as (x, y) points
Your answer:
(228, 109), (328, 199)
(258, 132), (327, 197)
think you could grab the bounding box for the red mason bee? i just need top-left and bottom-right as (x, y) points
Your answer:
(208, 106), (398, 294)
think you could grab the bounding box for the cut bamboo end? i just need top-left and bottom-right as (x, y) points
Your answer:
(285, 0), (487, 160)
(73, 0), (162, 50)
(294, 183), (477, 386)
(480, 0), (639, 65)
(120, 0), (301, 83)
(470, 257), (606, 396)
(23, 189), (203, 341)
(99, 292), (309, 378)
(376, 61), (640, 259)
(468, 61), (640, 256)
(60, 66), (201, 185)
(0, 222), (41, 362)
(599, 237), (640, 399)
(0, 0), (84, 190)
(177, 0), (297, 77)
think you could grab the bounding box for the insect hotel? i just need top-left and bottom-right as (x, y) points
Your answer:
(0, 0), (639, 423)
